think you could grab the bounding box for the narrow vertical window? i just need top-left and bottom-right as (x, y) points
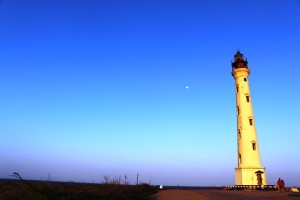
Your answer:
(236, 85), (239, 93)
(237, 106), (240, 115)
(252, 142), (256, 150)
(244, 78), (247, 82)
(238, 154), (242, 165)
(238, 130), (241, 139)
(249, 119), (253, 126)
(246, 96), (250, 102)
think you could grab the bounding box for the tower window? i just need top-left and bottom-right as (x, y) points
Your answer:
(236, 85), (239, 93)
(249, 119), (253, 126)
(244, 78), (247, 82)
(238, 154), (242, 165)
(237, 106), (240, 115)
(252, 142), (256, 150)
(238, 130), (241, 139)
(246, 96), (250, 102)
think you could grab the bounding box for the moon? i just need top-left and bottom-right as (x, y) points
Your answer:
(185, 85), (189, 89)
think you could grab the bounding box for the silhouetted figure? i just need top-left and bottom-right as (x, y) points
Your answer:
(277, 178), (281, 192)
(277, 178), (285, 192)
(281, 179), (285, 192)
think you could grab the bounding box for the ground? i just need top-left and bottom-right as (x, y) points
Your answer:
(148, 189), (300, 200)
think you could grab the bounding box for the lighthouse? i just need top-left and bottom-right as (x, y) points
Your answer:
(231, 51), (267, 185)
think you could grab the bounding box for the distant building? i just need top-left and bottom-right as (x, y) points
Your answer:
(231, 51), (267, 185)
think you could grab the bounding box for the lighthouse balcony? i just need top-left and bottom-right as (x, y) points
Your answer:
(231, 60), (249, 71)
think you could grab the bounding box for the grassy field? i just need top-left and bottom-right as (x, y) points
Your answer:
(0, 177), (158, 200)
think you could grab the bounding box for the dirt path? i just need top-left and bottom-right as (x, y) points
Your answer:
(148, 189), (210, 200)
(148, 189), (300, 200)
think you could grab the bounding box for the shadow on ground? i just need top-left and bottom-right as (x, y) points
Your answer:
(288, 193), (300, 198)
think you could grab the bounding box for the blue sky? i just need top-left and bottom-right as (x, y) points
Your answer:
(0, 0), (299, 186)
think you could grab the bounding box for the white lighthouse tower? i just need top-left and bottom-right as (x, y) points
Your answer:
(231, 51), (267, 186)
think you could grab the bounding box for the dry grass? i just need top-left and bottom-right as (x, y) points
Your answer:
(0, 174), (158, 200)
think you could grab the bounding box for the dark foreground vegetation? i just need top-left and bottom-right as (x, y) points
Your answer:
(0, 174), (158, 200)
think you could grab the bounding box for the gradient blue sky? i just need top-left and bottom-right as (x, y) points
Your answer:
(1, 0), (300, 186)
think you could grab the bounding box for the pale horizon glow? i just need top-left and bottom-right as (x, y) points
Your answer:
(0, 0), (300, 187)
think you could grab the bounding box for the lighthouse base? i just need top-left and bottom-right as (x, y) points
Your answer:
(235, 167), (267, 185)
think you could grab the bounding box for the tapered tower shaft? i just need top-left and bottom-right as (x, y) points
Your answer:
(231, 51), (267, 185)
